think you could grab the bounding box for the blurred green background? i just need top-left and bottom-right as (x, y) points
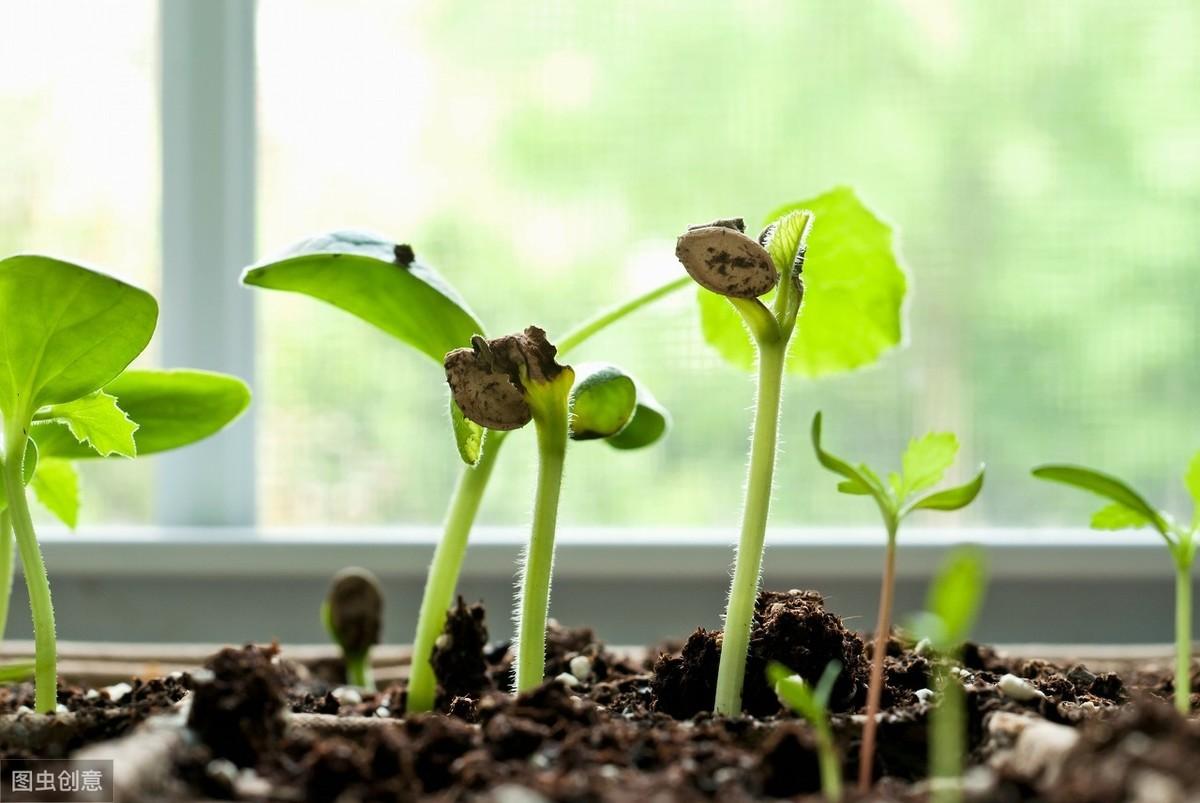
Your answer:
(3, 1), (1198, 529)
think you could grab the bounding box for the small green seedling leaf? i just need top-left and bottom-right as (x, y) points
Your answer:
(905, 468), (985, 514)
(1186, 450), (1200, 531)
(40, 392), (137, 458)
(569, 363), (637, 441)
(768, 659), (841, 721)
(450, 399), (485, 466)
(0, 661), (35, 684)
(811, 412), (889, 504)
(1032, 464), (1170, 537)
(697, 187), (906, 377)
(0, 256), (158, 418)
(33, 369), (251, 459)
(911, 547), (987, 652)
(31, 458), (79, 529)
(899, 432), (958, 499)
(1091, 502), (1151, 531)
(606, 382), (670, 450)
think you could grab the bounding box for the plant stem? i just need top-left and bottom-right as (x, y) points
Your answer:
(1176, 557), (1192, 713)
(513, 395), (570, 692)
(556, 276), (690, 353)
(3, 422), (57, 712)
(344, 651), (373, 689)
(0, 510), (13, 642)
(929, 655), (964, 803)
(858, 524), (898, 791)
(815, 719), (843, 802)
(406, 430), (507, 713)
(714, 340), (787, 715)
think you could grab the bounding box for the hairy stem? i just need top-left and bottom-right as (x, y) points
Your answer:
(1176, 558), (1192, 713)
(858, 526), (898, 791)
(929, 655), (964, 803)
(513, 397), (569, 692)
(556, 276), (690, 353)
(3, 422), (57, 712)
(344, 651), (373, 690)
(0, 510), (13, 642)
(714, 341), (787, 715)
(406, 430), (507, 713)
(815, 719), (843, 802)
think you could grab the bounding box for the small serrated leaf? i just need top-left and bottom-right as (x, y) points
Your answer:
(41, 391), (137, 458)
(900, 432), (959, 499)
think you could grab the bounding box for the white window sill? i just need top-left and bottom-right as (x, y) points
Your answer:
(32, 526), (1182, 580)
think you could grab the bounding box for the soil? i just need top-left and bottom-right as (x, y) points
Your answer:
(1, 589), (1195, 802)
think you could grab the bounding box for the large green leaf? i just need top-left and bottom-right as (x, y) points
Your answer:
(33, 370), (250, 459)
(40, 391), (138, 458)
(697, 188), (906, 377)
(0, 256), (157, 417)
(606, 382), (670, 450)
(242, 231), (484, 363)
(569, 363), (637, 441)
(1032, 464), (1170, 536)
(31, 457), (79, 529)
(243, 231), (485, 463)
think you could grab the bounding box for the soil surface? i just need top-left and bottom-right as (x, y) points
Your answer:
(2, 590), (1196, 802)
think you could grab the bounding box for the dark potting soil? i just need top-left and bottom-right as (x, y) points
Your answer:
(2, 589), (1196, 802)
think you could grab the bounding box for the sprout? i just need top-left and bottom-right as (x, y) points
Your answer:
(1032, 458), (1199, 713)
(767, 660), (843, 802)
(244, 232), (682, 713)
(321, 567), (384, 689)
(811, 412), (984, 790)
(908, 547), (988, 803)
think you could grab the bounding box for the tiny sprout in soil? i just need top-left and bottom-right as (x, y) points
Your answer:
(768, 659), (843, 802)
(1033, 457), (1200, 713)
(322, 567), (384, 689)
(812, 411), (984, 790)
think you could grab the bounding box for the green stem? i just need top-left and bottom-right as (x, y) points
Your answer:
(514, 396), (569, 692)
(345, 651), (373, 690)
(556, 276), (690, 353)
(0, 510), (13, 642)
(714, 340), (787, 715)
(929, 655), (964, 803)
(406, 430), (507, 713)
(3, 422), (57, 712)
(858, 525), (898, 791)
(815, 720), (843, 802)
(1176, 557), (1192, 714)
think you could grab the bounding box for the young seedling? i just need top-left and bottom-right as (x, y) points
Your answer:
(908, 547), (988, 803)
(767, 660), (843, 802)
(243, 232), (680, 712)
(0, 369), (251, 641)
(679, 189), (907, 717)
(322, 567), (384, 689)
(0, 256), (158, 711)
(811, 412), (984, 790)
(1033, 458), (1200, 713)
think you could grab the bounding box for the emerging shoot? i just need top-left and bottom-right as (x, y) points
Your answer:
(322, 567), (384, 689)
(811, 412), (984, 791)
(683, 189), (906, 717)
(767, 660), (843, 802)
(1032, 458), (1200, 713)
(244, 233), (681, 713)
(909, 547), (988, 803)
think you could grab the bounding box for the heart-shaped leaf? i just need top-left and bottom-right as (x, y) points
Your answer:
(697, 188), (906, 376)
(32, 369), (250, 459)
(0, 256), (157, 418)
(569, 363), (637, 441)
(606, 382), (670, 451)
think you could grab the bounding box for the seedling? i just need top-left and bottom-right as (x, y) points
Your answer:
(811, 412), (984, 790)
(243, 232), (680, 712)
(679, 188), (906, 717)
(908, 547), (987, 803)
(322, 567), (384, 689)
(767, 660), (843, 802)
(1033, 458), (1200, 713)
(0, 369), (251, 642)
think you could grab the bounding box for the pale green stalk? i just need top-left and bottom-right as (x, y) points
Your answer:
(556, 276), (690, 353)
(814, 717), (842, 802)
(714, 340), (787, 715)
(514, 385), (570, 691)
(858, 522), (899, 790)
(3, 421), (57, 712)
(1175, 553), (1192, 713)
(929, 656), (965, 803)
(345, 651), (373, 689)
(0, 510), (13, 642)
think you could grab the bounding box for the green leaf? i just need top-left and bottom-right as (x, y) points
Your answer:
(811, 412), (890, 506)
(0, 661), (35, 684)
(40, 391), (137, 458)
(242, 231), (484, 364)
(0, 440), (38, 513)
(569, 363), (637, 441)
(31, 458), (79, 529)
(1186, 450), (1200, 530)
(913, 546), (987, 650)
(1090, 502), (1151, 531)
(1032, 464), (1170, 536)
(767, 660), (840, 722)
(450, 399), (485, 466)
(764, 210), (814, 277)
(33, 370), (251, 459)
(837, 479), (871, 495)
(899, 432), (959, 499)
(906, 467), (985, 514)
(0, 256), (157, 418)
(606, 382), (671, 450)
(696, 288), (755, 370)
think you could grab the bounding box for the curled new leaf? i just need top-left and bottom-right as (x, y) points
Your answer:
(569, 363), (637, 441)
(1031, 464), (1170, 537)
(811, 412), (888, 503)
